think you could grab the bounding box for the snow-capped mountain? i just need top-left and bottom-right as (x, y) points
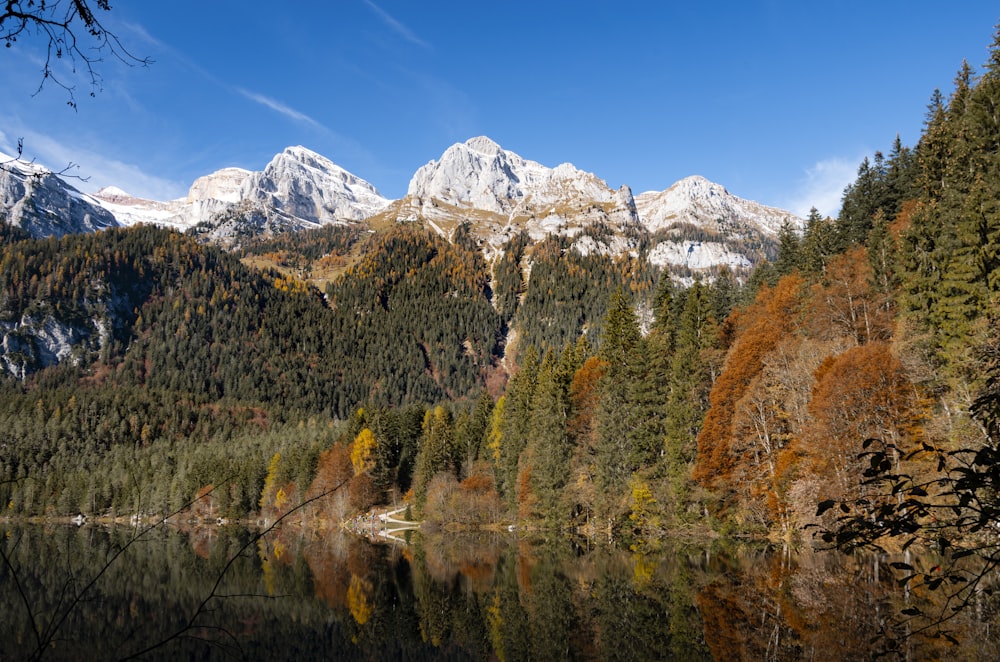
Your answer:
(391, 136), (799, 273)
(635, 176), (801, 273)
(391, 136), (642, 259)
(91, 146), (391, 245)
(635, 176), (798, 237)
(0, 154), (119, 238)
(3, 138), (802, 275)
(407, 136), (633, 216)
(246, 146), (389, 224)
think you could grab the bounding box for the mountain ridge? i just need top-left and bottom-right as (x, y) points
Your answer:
(6, 138), (802, 274)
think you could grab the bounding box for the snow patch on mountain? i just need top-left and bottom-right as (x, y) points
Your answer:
(0, 155), (119, 238)
(635, 176), (800, 237)
(648, 240), (752, 270)
(93, 146), (390, 233)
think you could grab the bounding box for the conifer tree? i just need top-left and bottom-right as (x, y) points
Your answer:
(774, 221), (802, 276)
(593, 290), (645, 521)
(525, 349), (573, 522)
(663, 282), (716, 515)
(496, 347), (538, 508)
(412, 406), (455, 511)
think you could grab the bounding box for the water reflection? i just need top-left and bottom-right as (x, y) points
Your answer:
(1, 524), (997, 660)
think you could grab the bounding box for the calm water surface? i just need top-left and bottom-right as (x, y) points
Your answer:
(1, 523), (997, 660)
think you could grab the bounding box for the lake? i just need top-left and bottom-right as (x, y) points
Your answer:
(1, 523), (997, 660)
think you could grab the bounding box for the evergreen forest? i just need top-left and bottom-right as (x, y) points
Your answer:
(2, 25), (1000, 610)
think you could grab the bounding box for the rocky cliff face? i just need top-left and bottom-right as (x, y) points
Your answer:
(5, 138), (802, 276)
(393, 136), (643, 260)
(394, 136), (798, 275)
(407, 136), (628, 216)
(635, 175), (798, 238)
(92, 146), (391, 242)
(245, 146), (389, 224)
(0, 156), (119, 238)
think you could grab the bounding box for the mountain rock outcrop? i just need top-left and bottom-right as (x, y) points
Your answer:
(0, 156), (119, 238)
(92, 146), (390, 245)
(245, 146), (389, 225)
(635, 175), (798, 238)
(4, 138), (802, 276)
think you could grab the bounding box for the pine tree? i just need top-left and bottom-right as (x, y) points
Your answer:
(664, 283), (716, 515)
(798, 208), (834, 278)
(593, 290), (645, 521)
(496, 347), (538, 508)
(412, 406), (455, 511)
(525, 350), (573, 522)
(774, 220), (802, 276)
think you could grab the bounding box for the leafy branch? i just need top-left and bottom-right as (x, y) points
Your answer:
(811, 339), (1000, 654)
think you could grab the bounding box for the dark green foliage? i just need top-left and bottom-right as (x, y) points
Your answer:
(491, 230), (530, 322)
(495, 347), (538, 506)
(837, 140), (918, 249)
(526, 349), (574, 522)
(365, 403), (429, 495)
(326, 225), (503, 413)
(0, 220), (33, 244)
(594, 290), (649, 517)
(412, 405), (456, 510)
(896, 46), (1000, 381)
(454, 389), (494, 478)
(773, 220), (802, 277)
(663, 283), (719, 518)
(514, 235), (639, 356)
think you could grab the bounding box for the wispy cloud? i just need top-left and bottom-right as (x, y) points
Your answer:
(237, 88), (326, 130)
(1, 124), (186, 200)
(121, 23), (336, 137)
(782, 156), (862, 219)
(364, 1), (431, 49)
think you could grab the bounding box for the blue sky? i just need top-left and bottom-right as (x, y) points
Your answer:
(1, 2), (997, 218)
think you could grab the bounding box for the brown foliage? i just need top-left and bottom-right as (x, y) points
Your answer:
(805, 246), (893, 344)
(423, 463), (504, 526)
(802, 342), (923, 500)
(568, 355), (607, 447)
(305, 442), (353, 522)
(695, 275), (805, 490)
(349, 473), (377, 513)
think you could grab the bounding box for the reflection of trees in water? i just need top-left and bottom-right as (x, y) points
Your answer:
(695, 545), (1000, 661)
(2, 526), (998, 660)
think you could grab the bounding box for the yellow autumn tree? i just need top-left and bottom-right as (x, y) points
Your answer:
(259, 452), (282, 510)
(351, 427), (377, 475)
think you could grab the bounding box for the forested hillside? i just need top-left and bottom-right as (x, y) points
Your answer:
(2, 27), (1000, 583)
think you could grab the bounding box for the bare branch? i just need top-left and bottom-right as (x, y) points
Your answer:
(1, 0), (152, 108)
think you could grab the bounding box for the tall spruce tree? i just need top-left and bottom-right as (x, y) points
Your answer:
(526, 348), (574, 523)
(663, 282), (717, 517)
(496, 347), (539, 508)
(593, 290), (646, 522)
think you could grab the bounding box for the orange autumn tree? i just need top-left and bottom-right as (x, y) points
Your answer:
(804, 246), (894, 345)
(694, 275), (805, 502)
(305, 442), (353, 522)
(801, 342), (925, 504)
(727, 334), (834, 533)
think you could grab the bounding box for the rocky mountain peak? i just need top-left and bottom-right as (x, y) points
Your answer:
(635, 175), (800, 237)
(246, 146), (389, 224)
(406, 136), (632, 220)
(1, 156), (118, 238)
(188, 168), (253, 204)
(463, 135), (504, 157)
